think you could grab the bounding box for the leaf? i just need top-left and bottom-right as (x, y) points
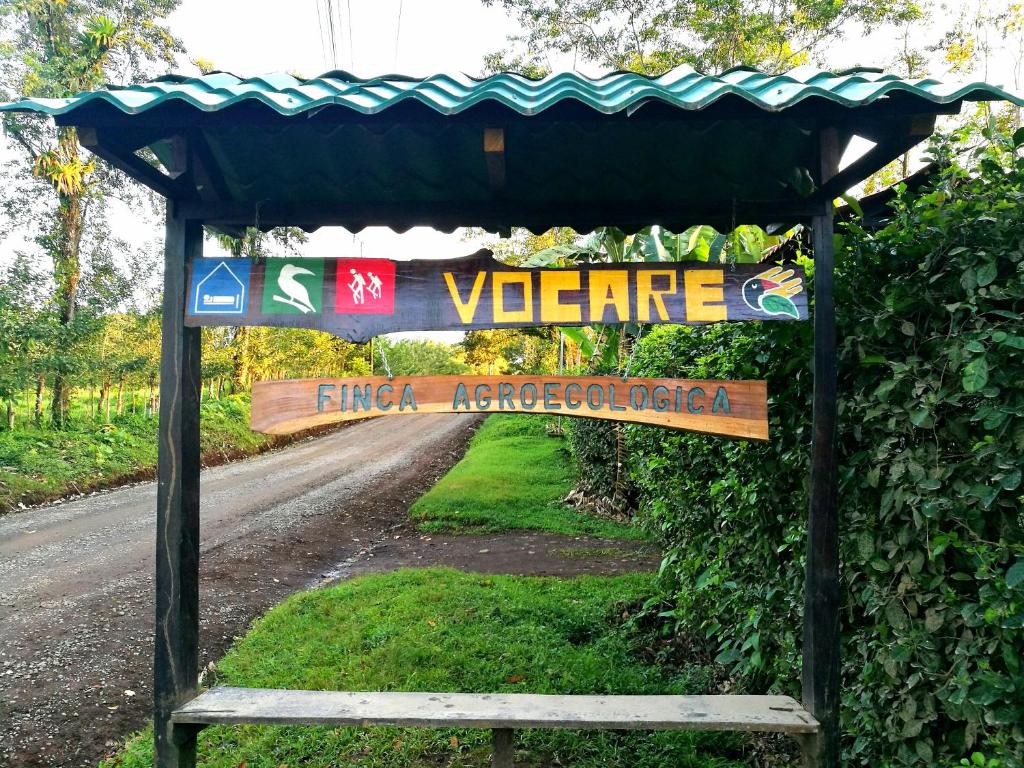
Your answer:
(708, 233), (727, 264)
(840, 192), (864, 218)
(1000, 469), (1021, 491)
(759, 294), (800, 319)
(962, 357), (989, 393)
(1007, 560), (1024, 589)
(976, 260), (998, 287)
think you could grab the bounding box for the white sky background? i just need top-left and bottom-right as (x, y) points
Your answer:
(1, 0), (1021, 340)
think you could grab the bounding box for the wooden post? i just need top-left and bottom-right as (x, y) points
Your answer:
(153, 205), (203, 768)
(491, 728), (515, 768)
(801, 128), (841, 768)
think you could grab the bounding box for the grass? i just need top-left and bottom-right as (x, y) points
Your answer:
(0, 395), (270, 513)
(410, 415), (644, 539)
(104, 569), (748, 768)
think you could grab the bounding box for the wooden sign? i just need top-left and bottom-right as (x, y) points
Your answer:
(186, 250), (806, 342)
(251, 376), (769, 440)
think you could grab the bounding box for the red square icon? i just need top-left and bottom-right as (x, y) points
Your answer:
(334, 259), (396, 315)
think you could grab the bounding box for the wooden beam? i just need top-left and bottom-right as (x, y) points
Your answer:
(801, 126), (841, 768)
(153, 207), (203, 768)
(813, 115), (935, 204)
(78, 127), (195, 199)
(174, 198), (830, 232)
(188, 130), (233, 202)
(484, 127), (506, 193)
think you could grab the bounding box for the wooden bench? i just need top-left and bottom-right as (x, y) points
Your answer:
(173, 687), (819, 766)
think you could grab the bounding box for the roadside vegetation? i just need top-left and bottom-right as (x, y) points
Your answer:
(105, 569), (750, 768)
(0, 395), (273, 513)
(410, 415), (644, 539)
(563, 129), (1024, 768)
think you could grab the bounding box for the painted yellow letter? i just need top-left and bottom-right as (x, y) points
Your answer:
(444, 271), (486, 324)
(540, 271), (582, 323)
(588, 271), (629, 322)
(636, 269), (677, 322)
(684, 269), (726, 322)
(493, 272), (534, 323)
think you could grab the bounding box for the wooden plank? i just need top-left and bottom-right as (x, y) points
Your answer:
(183, 251), (808, 342)
(251, 375), (769, 441)
(801, 127), (842, 768)
(153, 207), (204, 768)
(172, 688), (819, 734)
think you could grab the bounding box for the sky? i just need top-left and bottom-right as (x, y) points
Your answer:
(1, 0), (1021, 332)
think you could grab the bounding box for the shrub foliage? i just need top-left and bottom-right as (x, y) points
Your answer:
(586, 130), (1024, 766)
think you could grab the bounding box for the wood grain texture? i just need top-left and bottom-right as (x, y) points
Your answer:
(185, 251), (807, 343)
(251, 376), (768, 440)
(154, 210), (203, 768)
(802, 128), (842, 768)
(172, 687), (819, 734)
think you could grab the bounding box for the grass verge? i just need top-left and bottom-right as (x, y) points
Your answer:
(409, 415), (643, 539)
(0, 395), (285, 513)
(105, 568), (748, 768)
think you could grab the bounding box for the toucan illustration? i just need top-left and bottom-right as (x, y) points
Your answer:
(741, 266), (803, 319)
(272, 264), (317, 313)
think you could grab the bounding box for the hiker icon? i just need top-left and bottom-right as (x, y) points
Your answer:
(348, 268), (368, 305)
(272, 264), (318, 314)
(367, 271), (383, 300)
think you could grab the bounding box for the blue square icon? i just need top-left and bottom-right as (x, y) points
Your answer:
(189, 259), (251, 316)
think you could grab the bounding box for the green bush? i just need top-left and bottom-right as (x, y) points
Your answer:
(607, 129), (1024, 766)
(564, 416), (622, 501)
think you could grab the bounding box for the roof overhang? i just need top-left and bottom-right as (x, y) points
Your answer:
(3, 66), (1019, 234)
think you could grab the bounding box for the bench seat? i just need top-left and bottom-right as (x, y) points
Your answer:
(172, 686), (819, 734)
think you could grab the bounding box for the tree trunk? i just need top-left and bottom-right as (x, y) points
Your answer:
(116, 379), (124, 416)
(148, 375), (156, 417)
(34, 376), (45, 427)
(48, 129), (85, 430)
(5, 400), (13, 430)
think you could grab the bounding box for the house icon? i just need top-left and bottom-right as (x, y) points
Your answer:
(190, 260), (250, 316)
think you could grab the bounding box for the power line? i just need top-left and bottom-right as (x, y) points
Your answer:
(314, 0), (330, 71)
(325, 0), (339, 69)
(394, 0), (403, 69)
(346, 0), (355, 70)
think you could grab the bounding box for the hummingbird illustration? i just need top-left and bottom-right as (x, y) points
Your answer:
(272, 263), (318, 314)
(741, 266), (803, 319)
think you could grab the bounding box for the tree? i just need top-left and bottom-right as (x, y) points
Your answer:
(482, 0), (922, 75)
(0, 0), (182, 426)
(373, 338), (469, 377)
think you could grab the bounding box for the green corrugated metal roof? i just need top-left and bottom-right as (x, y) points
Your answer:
(3, 66), (1018, 233)
(2, 65), (1021, 118)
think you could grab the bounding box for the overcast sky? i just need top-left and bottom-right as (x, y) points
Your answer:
(1, 0), (1021, 315)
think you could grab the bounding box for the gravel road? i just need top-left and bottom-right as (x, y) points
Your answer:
(0, 413), (481, 768)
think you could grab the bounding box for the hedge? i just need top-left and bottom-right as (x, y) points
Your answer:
(576, 130), (1024, 766)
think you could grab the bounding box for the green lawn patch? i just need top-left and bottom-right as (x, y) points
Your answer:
(105, 568), (747, 768)
(0, 395), (270, 513)
(410, 415), (643, 539)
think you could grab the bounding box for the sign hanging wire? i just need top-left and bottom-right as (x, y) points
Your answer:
(620, 323), (646, 382)
(377, 338), (394, 380)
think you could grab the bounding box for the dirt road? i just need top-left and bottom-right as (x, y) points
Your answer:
(0, 414), (481, 768)
(0, 412), (657, 768)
